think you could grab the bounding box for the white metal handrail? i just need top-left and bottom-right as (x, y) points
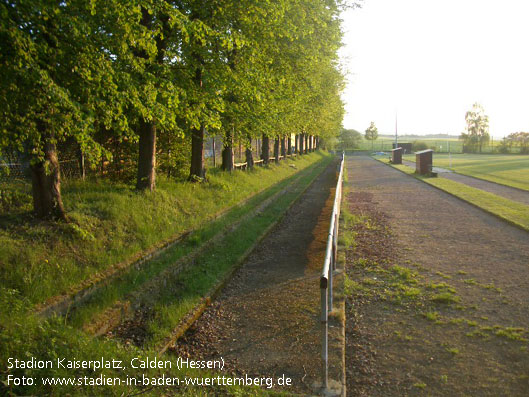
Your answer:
(320, 151), (345, 391)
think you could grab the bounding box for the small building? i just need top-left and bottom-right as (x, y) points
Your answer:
(392, 142), (412, 154)
(391, 147), (403, 164)
(415, 149), (433, 175)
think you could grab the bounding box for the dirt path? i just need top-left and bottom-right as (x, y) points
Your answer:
(402, 159), (529, 205)
(171, 160), (339, 394)
(344, 155), (529, 396)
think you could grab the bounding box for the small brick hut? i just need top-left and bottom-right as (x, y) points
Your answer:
(391, 147), (403, 164)
(415, 149), (433, 175)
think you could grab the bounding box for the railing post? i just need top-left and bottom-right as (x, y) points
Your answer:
(320, 279), (328, 390)
(320, 152), (345, 393)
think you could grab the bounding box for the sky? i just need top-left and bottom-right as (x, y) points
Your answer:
(339, 0), (529, 137)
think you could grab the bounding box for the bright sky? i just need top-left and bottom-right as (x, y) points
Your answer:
(339, 0), (529, 137)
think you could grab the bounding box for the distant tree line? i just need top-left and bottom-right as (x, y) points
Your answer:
(0, 0), (349, 220)
(498, 132), (529, 154)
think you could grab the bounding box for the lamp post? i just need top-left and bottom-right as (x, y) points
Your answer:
(394, 112), (398, 149)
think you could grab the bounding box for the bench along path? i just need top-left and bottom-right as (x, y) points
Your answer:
(402, 159), (529, 205)
(345, 154), (529, 396)
(171, 159), (339, 394)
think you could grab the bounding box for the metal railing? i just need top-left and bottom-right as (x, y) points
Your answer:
(320, 151), (345, 391)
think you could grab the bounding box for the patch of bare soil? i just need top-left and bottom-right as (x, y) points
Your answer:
(344, 155), (529, 396)
(170, 160), (339, 394)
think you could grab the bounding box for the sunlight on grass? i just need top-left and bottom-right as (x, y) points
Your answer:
(382, 160), (529, 232)
(402, 153), (529, 191)
(0, 152), (330, 305)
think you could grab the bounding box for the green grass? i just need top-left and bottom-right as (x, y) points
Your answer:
(0, 154), (332, 396)
(353, 135), (513, 153)
(402, 153), (529, 191)
(67, 161), (323, 330)
(382, 161), (529, 232)
(143, 157), (331, 350)
(0, 152), (329, 305)
(0, 290), (270, 396)
(356, 136), (467, 153)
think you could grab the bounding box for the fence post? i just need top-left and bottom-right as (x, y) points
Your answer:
(320, 152), (344, 393)
(320, 279), (328, 390)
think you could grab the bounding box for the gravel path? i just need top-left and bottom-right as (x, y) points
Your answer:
(171, 159), (339, 394)
(345, 154), (529, 396)
(402, 159), (529, 205)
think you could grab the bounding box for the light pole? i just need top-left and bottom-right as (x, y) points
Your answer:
(394, 111), (398, 149)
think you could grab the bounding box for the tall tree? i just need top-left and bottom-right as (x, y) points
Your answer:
(340, 128), (362, 150)
(0, 0), (137, 219)
(461, 103), (489, 153)
(364, 122), (379, 151)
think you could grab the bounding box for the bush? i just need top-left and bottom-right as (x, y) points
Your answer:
(411, 141), (428, 151)
(0, 186), (32, 213)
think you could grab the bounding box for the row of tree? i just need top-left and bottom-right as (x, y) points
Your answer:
(0, 0), (349, 220)
(498, 132), (529, 154)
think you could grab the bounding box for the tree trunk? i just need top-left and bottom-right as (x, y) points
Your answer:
(212, 137), (216, 167)
(189, 124), (206, 181)
(222, 146), (234, 171)
(136, 119), (156, 191)
(30, 141), (68, 221)
(304, 134), (308, 154)
(245, 148), (254, 169)
(295, 134), (299, 154)
(287, 136), (292, 155)
(222, 128), (234, 171)
(280, 136), (286, 157)
(77, 148), (86, 180)
(273, 138), (280, 163)
(261, 134), (270, 164)
(245, 134), (254, 169)
(299, 133), (304, 154)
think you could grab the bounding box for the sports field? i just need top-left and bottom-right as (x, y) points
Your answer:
(402, 153), (529, 191)
(358, 137), (463, 152)
(356, 136), (515, 153)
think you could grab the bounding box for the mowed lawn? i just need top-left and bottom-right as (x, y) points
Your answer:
(403, 153), (529, 191)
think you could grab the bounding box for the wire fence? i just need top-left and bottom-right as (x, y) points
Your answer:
(320, 151), (344, 392)
(356, 139), (527, 154)
(0, 159), (81, 184)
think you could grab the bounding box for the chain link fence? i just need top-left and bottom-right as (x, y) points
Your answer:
(0, 159), (81, 184)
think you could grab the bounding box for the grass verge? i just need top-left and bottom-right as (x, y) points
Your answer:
(141, 156), (333, 350)
(378, 159), (529, 232)
(0, 154), (333, 396)
(0, 152), (329, 306)
(402, 153), (529, 191)
(67, 161), (319, 331)
(0, 290), (273, 396)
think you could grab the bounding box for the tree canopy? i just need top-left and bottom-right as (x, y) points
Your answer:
(460, 103), (490, 153)
(338, 128), (362, 150)
(0, 0), (348, 219)
(364, 121), (378, 150)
